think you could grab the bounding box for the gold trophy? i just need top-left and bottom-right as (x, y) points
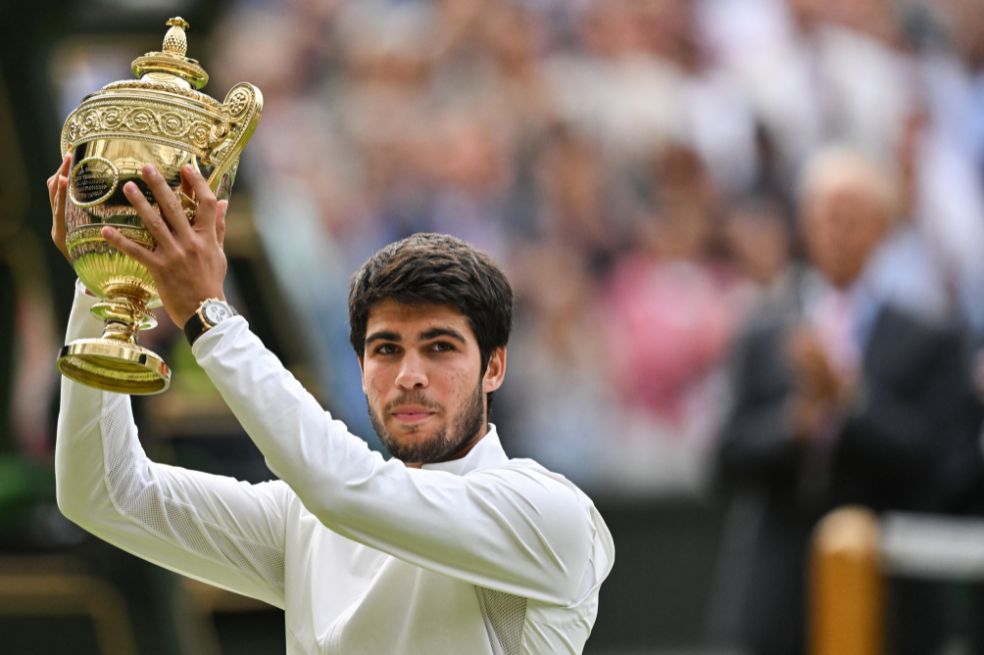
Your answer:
(56, 17), (262, 395)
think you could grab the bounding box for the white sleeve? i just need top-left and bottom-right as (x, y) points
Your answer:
(194, 318), (612, 607)
(55, 284), (289, 609)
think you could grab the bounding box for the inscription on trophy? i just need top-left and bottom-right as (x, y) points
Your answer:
(69, 157), (120, 207)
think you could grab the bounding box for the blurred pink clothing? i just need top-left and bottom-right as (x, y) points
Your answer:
(604, 255), (741, 427)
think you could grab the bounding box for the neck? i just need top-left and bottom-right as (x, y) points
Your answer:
(407, 423), (490, 468)
(444, 425), (488, 462)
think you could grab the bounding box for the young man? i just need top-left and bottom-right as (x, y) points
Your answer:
(48, 158), (615, 654)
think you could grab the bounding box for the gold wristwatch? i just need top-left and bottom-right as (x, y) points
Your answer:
(184, 298), (238, 346)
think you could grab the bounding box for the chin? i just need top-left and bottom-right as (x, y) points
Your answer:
(391, 420), (438, 438)
(387, 426), (442, 450)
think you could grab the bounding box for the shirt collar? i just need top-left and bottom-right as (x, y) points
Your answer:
(420, 424), (508, 475)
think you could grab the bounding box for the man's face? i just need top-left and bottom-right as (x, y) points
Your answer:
(802, 182), (889, 288)
(359, 299), (506, 466)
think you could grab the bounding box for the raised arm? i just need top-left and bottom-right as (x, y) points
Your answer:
(49, 157), (287, 607)
(193, 318), (613, 608)
(55, 284), (289, 607)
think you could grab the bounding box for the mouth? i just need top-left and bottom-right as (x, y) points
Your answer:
(390, 407), (437, 424)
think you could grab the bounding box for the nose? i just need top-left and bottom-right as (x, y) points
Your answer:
(395, 352), (427, 390)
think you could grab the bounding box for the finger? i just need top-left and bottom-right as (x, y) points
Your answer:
(47, 172), (57, 207)
(180, 165), (218, 234)
(48, 170), (66, 217)
(101, 225), (159, 269)
(141, 164), (194, 239)
(47, 153), (72, 209)
(51, 173), (70, 258)
(123, 180), (178, 251)
(179, 166), (195, 200)
(215, 199), (228, 248)
(176, 166), (199, 221)
(53, 176), (68, 231)
(47, 176), (57, 210)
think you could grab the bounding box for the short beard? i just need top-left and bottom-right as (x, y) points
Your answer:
(368, 383), (486, 465)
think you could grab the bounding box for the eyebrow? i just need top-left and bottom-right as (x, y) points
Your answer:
(364, 326), (468, 346)
(365, 330), (402, 346)
(419, 327), (467, 343)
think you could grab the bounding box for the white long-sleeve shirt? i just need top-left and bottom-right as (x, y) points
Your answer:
(56, 285), (615, 654)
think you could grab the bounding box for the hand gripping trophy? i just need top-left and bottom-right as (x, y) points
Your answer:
(56, 17), (262, 394)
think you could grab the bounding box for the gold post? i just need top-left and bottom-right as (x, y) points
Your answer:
(809, 506), (884, 655)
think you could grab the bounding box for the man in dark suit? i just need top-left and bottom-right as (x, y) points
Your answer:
(711, 146), (984, 655)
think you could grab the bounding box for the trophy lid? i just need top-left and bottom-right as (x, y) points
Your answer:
(62, 15), (263, 176)
(131, 17), (209, 90)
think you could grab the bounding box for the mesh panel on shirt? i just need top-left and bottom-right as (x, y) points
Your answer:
(477, 587), (527, 655)
(102, 407), (284, 592)
(204, 521), (285, 585)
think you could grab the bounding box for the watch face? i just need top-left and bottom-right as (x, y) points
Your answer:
(203, 301), (233, 326)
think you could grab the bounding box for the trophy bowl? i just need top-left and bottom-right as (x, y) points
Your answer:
(56, 17), (262, 395)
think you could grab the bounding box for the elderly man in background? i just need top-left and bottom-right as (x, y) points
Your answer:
(712, 145), (984, 655)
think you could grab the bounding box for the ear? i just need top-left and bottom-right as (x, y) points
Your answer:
(357, 355), (367, 394)
(482, 346), (507, 394)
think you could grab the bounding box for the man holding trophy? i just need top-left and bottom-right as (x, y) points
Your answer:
(48, 18), (613, 655)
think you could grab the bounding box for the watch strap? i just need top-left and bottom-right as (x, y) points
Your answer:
(183, 310), (208, 347)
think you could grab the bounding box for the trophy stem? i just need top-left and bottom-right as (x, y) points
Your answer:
(103, 320), (139, 343)
(57, 295), (170, 395)
(92, 296), (157, 342)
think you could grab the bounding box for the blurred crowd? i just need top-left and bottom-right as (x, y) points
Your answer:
(0, 1), (979, 653)
(205, 0), (984, 499)
(202, 1), (984, 652)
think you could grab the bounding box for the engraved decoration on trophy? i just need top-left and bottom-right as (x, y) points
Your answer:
(57, 17), (263, 394)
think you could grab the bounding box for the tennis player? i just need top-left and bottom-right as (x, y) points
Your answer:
(49, 158), (614, 654)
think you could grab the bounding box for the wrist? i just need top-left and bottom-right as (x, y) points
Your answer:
(179, 298), (214, 333)
(184, 297), (238, 347)
(176, 291), (226, 328)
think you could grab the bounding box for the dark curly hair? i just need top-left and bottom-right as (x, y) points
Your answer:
(348, 233), (513, 377)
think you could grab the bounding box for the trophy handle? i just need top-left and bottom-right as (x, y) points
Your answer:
(207, 82), (264, 195)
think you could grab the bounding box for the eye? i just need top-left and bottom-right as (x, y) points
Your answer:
(429, 341), (456, 353)
(374, 343), (400, 356)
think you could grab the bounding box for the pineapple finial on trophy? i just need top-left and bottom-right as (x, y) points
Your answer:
(131, 16), (209, 90)
(162, 17), (191, 56)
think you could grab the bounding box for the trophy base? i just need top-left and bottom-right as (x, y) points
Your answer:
(57, 338), (171, 395)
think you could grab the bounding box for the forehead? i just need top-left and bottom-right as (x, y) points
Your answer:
(365, 299), (475, 339)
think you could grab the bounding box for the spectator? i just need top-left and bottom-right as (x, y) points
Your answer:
(710, 145), (984, 655)
(195, 0), (984, 499)
(601, 144), (748, 493)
